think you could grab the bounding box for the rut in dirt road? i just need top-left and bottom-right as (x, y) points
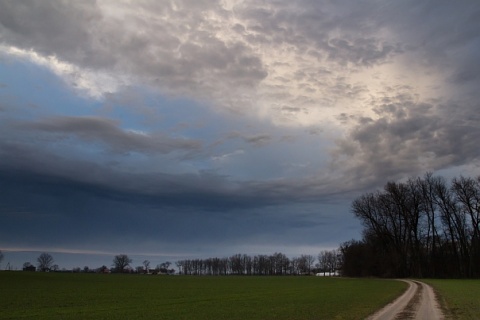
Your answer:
(367, 280), (444, 320)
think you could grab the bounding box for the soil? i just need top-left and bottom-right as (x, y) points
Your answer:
(367, 280), (444, 320)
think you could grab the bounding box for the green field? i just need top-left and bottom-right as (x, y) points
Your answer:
(423, 279), (480, 320)
(0, 272), (406, 320)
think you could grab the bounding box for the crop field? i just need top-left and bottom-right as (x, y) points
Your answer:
(0, 272), (406, 320)
(423, 279), (480, 320)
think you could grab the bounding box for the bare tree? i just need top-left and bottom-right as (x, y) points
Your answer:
(348, 173), (480, 278)
(452, 176), (480, 277)
(434, 176), (467, 276)
(0, 250), (3, 267)
(154, 261), (172, 274)
(175, 261), (183, 275)
(112, 254), (132, 273)
(142, 260), (150, 273)
(317, 251), (327, 275)
(417, 173), (442, 277)
(297, 254), (315, 274)
(37, 253), (54, 272)
(318, 251), (336, 276)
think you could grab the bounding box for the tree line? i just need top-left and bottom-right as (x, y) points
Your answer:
(175, 251), (340, 276)
(17, 253), (176, 274)
(6, 251), (340, 276)
(342, 173), (480, 278)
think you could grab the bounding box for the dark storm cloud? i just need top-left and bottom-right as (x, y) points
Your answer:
(3, 0), (478, 125)
(378, 1), (480, 60)
(1, 0), (478, 192)
(233, 0), (402, 67)
(0, 0), (105, 67)
(333, 95), (480, 189)
(20, 116), (201, 154)
(0, 156), (327, 213)
(0, 0), (407, 120)
(0, 0), (268, 99)
(0, 164), (346, 263)
(0, 1), (476, 83)
(311, 0), (480, 189)
(0, 132), (337, 216)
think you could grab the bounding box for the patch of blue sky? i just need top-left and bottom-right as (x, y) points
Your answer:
(140, 91), (235, 136)
(99, 85), (230, 141)
(106, 87), (275, 175)
(211, 130), (334, 180)
(0, 59), (101, 120)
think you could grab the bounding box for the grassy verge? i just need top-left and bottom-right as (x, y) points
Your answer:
(422, 279), (480, 320)
(0, 272), (406, 320)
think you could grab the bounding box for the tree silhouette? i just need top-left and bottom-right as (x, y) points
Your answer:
(112, 254), (132, 273)
(37, 253), (54, 272)
(348, 173), (480, 278)
(142, 260), (150, 273)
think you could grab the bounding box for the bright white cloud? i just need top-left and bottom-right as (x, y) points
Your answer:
(0, 45), (127, 99)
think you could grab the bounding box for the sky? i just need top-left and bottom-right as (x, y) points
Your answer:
(1, 0), (480, 270)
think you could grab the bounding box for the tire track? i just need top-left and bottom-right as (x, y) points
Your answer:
(367, 280), (444, 320)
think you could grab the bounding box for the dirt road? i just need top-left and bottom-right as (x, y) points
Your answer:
(367, 280), (444, 320)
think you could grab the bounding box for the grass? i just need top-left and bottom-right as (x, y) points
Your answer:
(422, 279), (480, 320)
(0, 272), (406, 320)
